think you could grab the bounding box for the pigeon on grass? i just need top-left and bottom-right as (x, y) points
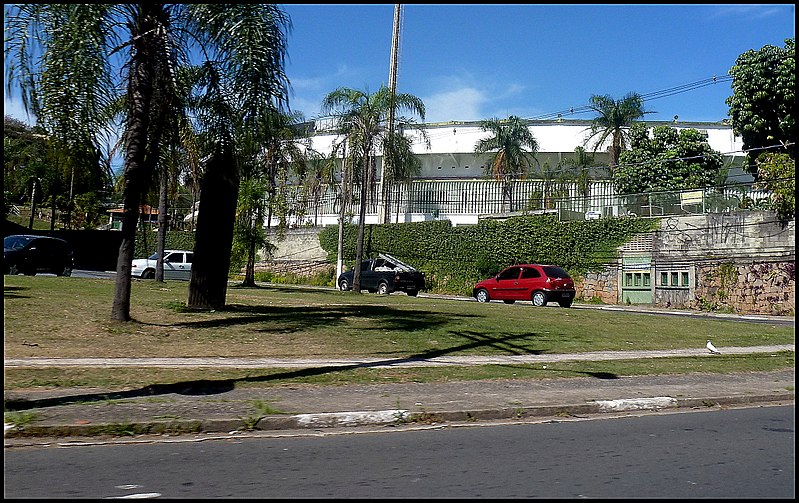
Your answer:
(706, 340), (721, 355)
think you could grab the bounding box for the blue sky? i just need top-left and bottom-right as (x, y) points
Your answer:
(280, 3), (794, 123)
(4, 3), (795, 126)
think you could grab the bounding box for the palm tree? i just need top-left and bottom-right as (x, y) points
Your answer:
(185, 4), (291, 310)
(321, 86), (425, 293)
(5, 3), (178, 321)
(474, 115), (539, 213)
(559, 146), (604, 201)
(261, 109), (310, 237)
(584, 92), (649, 171)
(382, 127), (429, 223)
(6, 4), (291, 317)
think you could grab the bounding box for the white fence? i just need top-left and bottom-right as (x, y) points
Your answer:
(271, 179), (772, 227)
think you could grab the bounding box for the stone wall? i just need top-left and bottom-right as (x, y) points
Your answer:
(689, 260), (795, 315)
(575, 269), (618, 304)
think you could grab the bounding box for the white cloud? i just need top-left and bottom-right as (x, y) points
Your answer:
(422, 87), (487, 123)
(709, 5), (787, 20)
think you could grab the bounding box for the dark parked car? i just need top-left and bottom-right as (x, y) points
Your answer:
(472, 264), (576, 307)
(3, 234), (74, 277)
(338, 253), (425, 296)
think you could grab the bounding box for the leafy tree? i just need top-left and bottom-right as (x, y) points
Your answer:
(726, 38), (795, 174)
(613, 123), (724, 194)
(5, 4), (291, 318)
(6, 4), (179, 320)
(754, 152), (795, 219)
(584, 92), (650, 170)
(474, 115), (539, 213)
(321, 85), (426, 293)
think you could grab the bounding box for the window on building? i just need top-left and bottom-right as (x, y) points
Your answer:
(661, 272), (668, 286)
(681, 272), (689, 286)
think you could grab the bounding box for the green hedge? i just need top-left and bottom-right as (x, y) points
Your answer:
(134, 230), (195, 259)
(318, 215), (659, 296)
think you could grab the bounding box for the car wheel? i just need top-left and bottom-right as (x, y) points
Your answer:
(558, 298), (573, 308)
(475, 288), (490, 303)
(143, 269), (155, 279)
(377, 282), (389, 295)
(532, 291), (547, 307)
(503, 300), (515, 304)
(406, 290), (418, 297)
(339, 278), (350, 291)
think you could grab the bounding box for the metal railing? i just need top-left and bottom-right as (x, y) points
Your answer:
(270, 179), (773, 226)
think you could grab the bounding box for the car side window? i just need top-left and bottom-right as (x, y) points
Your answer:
(185, 253), (193, 263)
(497, 267), (520, 280)
(521, 267), (541, 279)
(165, 253), (183, 264)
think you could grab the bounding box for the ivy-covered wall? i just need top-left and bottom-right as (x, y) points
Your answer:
(318, 215), (659, 297)
(134, 231), (196, 260)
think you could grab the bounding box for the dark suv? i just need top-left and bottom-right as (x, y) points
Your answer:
(3, 234), (74, 277)
(472, 264), (576, 307)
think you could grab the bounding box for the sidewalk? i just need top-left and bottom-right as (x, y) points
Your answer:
(4, 346), (794, 444)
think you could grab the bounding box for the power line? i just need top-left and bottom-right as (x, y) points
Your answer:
(523, 74), (733, 121)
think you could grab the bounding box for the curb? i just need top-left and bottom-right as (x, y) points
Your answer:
(5, 392), (793, 441)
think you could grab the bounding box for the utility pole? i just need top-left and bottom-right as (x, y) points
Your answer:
(380, 3), (401, 223)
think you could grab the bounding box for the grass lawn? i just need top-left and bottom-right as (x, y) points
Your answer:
(3, 275), (795, 389)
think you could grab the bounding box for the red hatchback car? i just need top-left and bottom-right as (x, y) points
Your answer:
(472, 264), (576, 307)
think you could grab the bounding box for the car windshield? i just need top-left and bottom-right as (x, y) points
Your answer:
(543, 266), (570, 279)
(4, 235), (34, 250)
(148, 252), (160, 260)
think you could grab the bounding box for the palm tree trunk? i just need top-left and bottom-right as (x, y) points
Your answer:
(243, 203), (258, 287)
(352, 150), (370, 293)
(187, 143), (239, 310)
(112, 8), (158, 321)
(155, 164), (168, 281)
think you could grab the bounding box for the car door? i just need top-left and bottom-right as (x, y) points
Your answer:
(163, 251), (188, 280)
(518, 266), (543, 299)
(492, 266), (523, 300)
(29, 238), (50, 272)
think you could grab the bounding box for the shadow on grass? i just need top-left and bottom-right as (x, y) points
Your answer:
(2, 285), (31, 299)
(142, 302), (475, 334)
(4, 330), (565, 411)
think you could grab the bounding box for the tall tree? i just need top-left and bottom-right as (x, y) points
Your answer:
(185, 4), (291, 310)
(474, 115), (539, 213)
(584, 92), (649, 171)
(5, 3), (174, 321)
(321, 86), (425, 293)
(726, 38), (795, 175)
(559, 146), (603, 200)
(6, 4), (291, 317)
(614, 123), (724, 194)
